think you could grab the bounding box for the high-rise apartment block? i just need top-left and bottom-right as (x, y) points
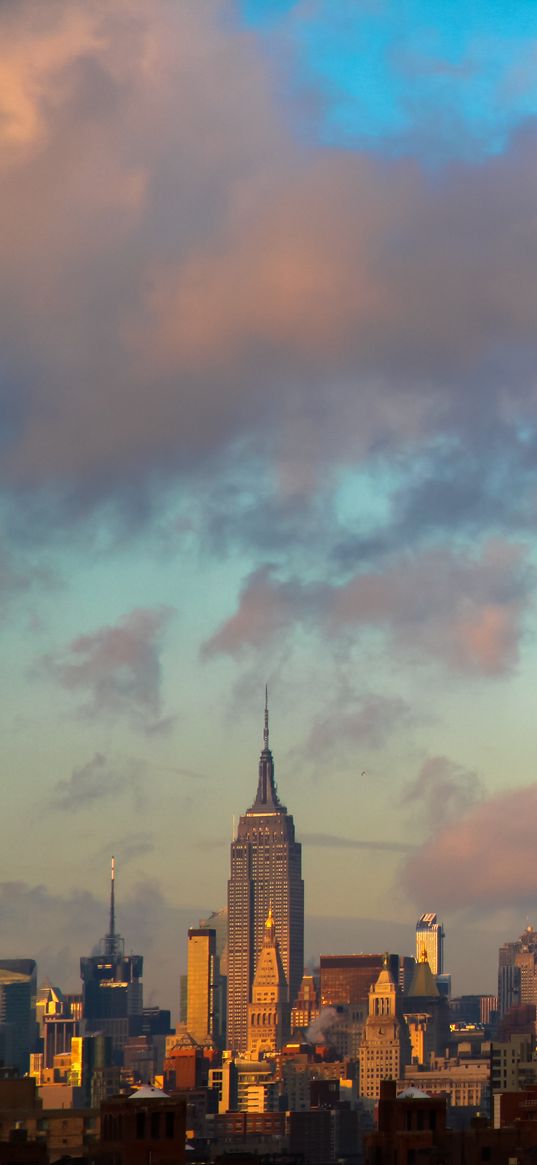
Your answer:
(227, 694), (304, 1052)
(416, 913), (444, 975)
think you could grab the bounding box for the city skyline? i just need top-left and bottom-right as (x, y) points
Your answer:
(2, 0), (537, 1013)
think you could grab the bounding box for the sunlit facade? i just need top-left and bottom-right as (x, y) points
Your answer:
(227, 697), (304, 1053)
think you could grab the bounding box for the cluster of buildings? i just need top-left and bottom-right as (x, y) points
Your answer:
(3, 700), (537, 1162)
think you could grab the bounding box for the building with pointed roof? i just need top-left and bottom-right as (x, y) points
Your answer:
(227, 692), (304, 1052)
(358, 955), (410, 1099)
(403, 949), (449, 1060)
(80, 858), (143, 1058)
(247, 907), (289, 1057)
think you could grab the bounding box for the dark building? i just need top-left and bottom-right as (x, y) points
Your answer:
(227, 693), (304, 1052)
(80, 858), (143, 1059)
(320, 954), (400, 1006)
(0, 962), (36, 1075)
(91, 1084), (186, 1165)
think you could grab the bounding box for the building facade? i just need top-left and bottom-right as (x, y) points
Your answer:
(227, 695), (304, 1052)
(415, 913), (444, 975)
(247, 907), (289, 1057)
(359, 955), (409, 1099)
(80, 859), (143, 1058)
(186, 926), (216, 1044)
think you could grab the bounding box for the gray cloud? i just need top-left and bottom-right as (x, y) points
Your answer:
(0, 2), (535, 532)
(44, 606), (173, 728)
(49, 752), (144, 813)
(400, 755), (484, 831)
(303, 832), (414, 854)
(0, 879), (209, 1013)
(304, 693), (412, 759)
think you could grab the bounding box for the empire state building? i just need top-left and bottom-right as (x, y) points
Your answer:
(227, 694), (304, 1052)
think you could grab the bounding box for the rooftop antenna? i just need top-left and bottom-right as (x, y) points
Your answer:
(109, 855), (116, 941)
(264, 684), (269, 750)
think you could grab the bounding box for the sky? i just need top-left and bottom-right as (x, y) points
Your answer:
(2, 0), (537, 1018)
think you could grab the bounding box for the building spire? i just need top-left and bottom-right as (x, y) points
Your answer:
(103, 856), (124, 959)
(109, 855), (116, 941)
(264, 684), (269, 750)
(249, 688), (283, 812)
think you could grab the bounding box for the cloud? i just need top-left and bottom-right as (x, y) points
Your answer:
(201, 566), (318, 657)
(400, 755), (483, 830)
(0, 1), (535, 524)
(203, 541), (532, 675)
(305, 693), (412, 759)
(48, 752), (143, 813)
(45, 606), (173, 728)
(401, 781), (537, 912)
(303, 832), (414, 854)
(0, 878), (208, 1012)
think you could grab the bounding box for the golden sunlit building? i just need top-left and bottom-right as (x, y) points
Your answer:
(186, 927), (216, 1044)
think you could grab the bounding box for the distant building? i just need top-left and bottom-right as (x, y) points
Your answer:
(291, 973), (320, 1033)
(80, 858), (143, 1059)
(227, 693), (304, 1052)
(491, 1031), (537, 1093)
(247, 907), (289, 1057)
(320, 953), (400, 1006)
(91, 1084), (186, 1165)
(359, 954), (410, 1099)
(187, 926), (216, 1045)
(0, 962), (35, 1074)
(415, 913), (444, 975)
(497, 926), (537, 1015)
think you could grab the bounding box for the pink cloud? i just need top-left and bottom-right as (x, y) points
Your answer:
(402, 782), (537, 911)
(47, 606), (173, 728)
(202, 541), (531, 675)
(0, 4), (535, 499)
(202, 567), (307, 657)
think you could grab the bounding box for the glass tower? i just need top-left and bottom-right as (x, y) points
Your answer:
(227, 694), (304, 1052)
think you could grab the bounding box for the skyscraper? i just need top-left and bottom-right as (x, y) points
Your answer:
(186, 926), (216, 1044)
(80, 858), (143, 1058)
(247, 907), (289, 1057)
(227, 693), (304, 1052)
(415, 913), (444, 975)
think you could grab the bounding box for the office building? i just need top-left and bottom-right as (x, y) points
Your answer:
(80, 858), (143, 1058)
(227, 693), (304, 1052)
(498, 926), (537, 1015)
(186, 926), (216, 1044)
(291, 973), (319, 1033)
(0, 962), (35, 1074)
(320, 953), (400, 1006)
(415, 913), (444, 975)
(247, 907), (289, 1057)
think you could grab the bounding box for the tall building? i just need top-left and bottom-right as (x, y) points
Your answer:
(186, 927), (216, 1044)
(0, 962), (35, 1074)
(415, 913), (444, 975)
(498, 927), (537, 1016)
(358, 954), (409, 1099)
(227, 693), (304, 1052)
(80, 858), (143, 1059)
(247, 907), (289, 1057)
(320, 953), (400, 1006)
